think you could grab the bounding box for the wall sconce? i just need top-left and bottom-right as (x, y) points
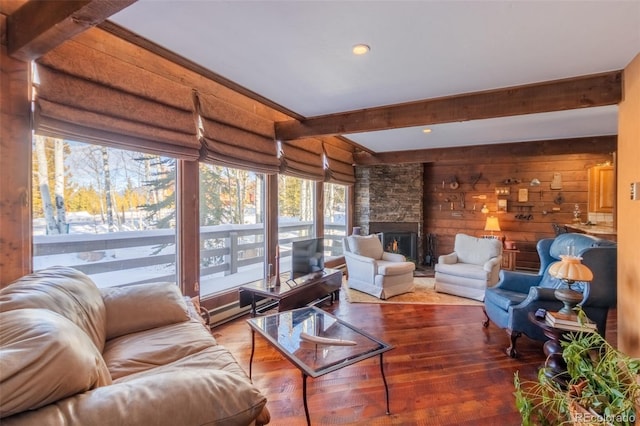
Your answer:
(495, 187), (510, 196)
(484, 216), (501, 237)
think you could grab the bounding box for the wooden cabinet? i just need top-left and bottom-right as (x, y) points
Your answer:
(588, 165), (615, 213)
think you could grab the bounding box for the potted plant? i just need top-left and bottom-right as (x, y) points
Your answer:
(514, 327), (640, 426)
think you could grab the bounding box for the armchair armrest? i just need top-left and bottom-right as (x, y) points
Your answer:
(344, 251), (378, 279)
(494, 270), (543, 293)
(514, 286), (558, 308)
(438, 252), (458, 264)
(483, 256), (502, 273)
(382, 252), (407, 262)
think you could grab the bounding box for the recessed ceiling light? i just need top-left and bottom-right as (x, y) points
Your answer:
(352, 44), (370, 55)
(422, 128), (432, 134)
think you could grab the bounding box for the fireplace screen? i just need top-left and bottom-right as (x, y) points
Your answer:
(376, 232), (417, 261)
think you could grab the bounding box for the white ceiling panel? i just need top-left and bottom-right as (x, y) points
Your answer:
(110, 1), (640, 152)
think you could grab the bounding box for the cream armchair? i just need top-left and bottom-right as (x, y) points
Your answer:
(343, 235), (415, 299)
(434, 233), (503, 301)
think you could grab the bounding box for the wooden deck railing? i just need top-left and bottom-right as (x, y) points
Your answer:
(33, 222), (346, 292)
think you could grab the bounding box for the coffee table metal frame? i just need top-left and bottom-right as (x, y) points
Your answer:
(247, 306), (392, 425)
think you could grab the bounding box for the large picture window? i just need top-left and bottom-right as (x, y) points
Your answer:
(32, 136), (177, 288)
(277, 175), (316, 275)
(323, 183), (348, 257)
(199, 164), (266, 296)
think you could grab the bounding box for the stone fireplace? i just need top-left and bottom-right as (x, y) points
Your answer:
(369, 222), (419, 262)
(354, 163), (424, 263)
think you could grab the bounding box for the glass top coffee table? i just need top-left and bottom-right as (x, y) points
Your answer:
(247, 306), (393, 425)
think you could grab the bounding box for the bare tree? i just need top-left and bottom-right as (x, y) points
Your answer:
(101, 146), (115, 231)
(54, 138), (67, 233)
(35, 135), (58, 234)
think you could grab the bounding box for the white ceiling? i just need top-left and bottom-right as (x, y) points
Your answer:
(110, 1), (640, 153)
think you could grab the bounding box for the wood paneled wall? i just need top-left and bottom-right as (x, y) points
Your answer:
(0, 25), (32, 284)
(423, 144), (615, 270)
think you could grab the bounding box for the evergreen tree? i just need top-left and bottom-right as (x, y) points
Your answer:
(138, 157), (176, 229)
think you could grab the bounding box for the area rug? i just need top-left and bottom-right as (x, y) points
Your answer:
(343, 277), (483, 306)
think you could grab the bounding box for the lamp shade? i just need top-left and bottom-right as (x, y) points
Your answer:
(484, 216), (501, 232)
(548, 255), (593, 283)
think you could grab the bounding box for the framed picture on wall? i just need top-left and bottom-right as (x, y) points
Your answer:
(518, 188), (529, 202)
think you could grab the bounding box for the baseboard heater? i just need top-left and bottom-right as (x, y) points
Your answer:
(208, 298), (276, 327)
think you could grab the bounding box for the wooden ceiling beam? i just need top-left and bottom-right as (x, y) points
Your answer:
(275, 72), (622, 141)
(353, 135), (617, 166)
(7, 0), (136, 61)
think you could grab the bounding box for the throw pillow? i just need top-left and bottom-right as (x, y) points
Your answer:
(0, 309), (112, 418)
(348, 235), (384, 259)
(101, 281), (189, 340)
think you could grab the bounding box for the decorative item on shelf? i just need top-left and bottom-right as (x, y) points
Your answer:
(504, 240), (516, 250)
(495, 187), (510, 196)
(273, 245), (281, 288)
(449, 176), (460, 190)
(530, 178), (541, 186)
(572, 204), (581, 223)
(484, 216), (501, 238)
(518, 188), (529, 202)
(266, 263), (276, 289)
(480, 204), (489, 214)
(497, 198), (508, 212)
(554, 192), (565, 205)
(503, 178), (521, 185)
(551, 172), (563, 190)
(548, 249), (593, 315)
(352, 226), (361, 235)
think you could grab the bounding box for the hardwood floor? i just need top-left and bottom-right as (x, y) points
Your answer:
(213, 293), (617, 426)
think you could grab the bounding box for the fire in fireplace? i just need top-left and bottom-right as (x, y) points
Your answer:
(376, 232), (417, 261)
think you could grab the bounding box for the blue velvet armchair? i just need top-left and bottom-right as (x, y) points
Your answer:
(483, 233), (617, 357)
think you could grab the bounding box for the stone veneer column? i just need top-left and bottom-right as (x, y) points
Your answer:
(354, 163), (424, 260)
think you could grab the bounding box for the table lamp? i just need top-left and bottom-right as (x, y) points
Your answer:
(548, 254), (593, 315)
(484, 216), (501, 237)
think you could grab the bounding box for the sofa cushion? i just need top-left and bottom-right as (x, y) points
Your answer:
(348, 235), (384, 260)
(103, 319), (217, 380)
(454, 234), (502, 265)
(0, 266), (107, 351)
(484, 288), (528, 311)
(0, 309), (112, 418)
(100, 281), (190, 340)
(377, 260), (415, 276)
(435, 262), (489, 280)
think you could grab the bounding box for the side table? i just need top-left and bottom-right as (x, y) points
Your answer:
(528, 312), (595, 384)
(529, 312), (569, 382)
(502, 249), (519, 271)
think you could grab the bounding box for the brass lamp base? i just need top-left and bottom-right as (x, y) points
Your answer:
(554, 288), (583, 315)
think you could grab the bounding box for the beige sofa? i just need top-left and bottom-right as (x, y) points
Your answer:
(0, 266), (270, 425)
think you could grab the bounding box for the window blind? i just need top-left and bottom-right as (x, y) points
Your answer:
(323, 140), (356, 184)
(279, 138), (325, 181)
(194, 91), (280, 173)
(33, 42), (200, 160)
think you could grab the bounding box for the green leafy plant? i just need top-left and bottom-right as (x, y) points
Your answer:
(514, 328), (639, 425)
